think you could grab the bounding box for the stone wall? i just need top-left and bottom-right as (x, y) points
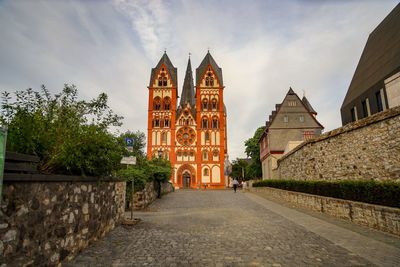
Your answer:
(276, 106), (400, 181)
(0, 176), (126, 267)
(251, 187), (400, 236)
(132, 181), (174, 210)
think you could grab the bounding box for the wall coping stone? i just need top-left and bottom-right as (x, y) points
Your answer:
(279, 105), (400, 163)
(251, 186), (400, 236)
(252, 186), (400, 212)
(3, 173), (124, 182)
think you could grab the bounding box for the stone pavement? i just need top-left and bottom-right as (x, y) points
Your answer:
(63, 190), (400, 267)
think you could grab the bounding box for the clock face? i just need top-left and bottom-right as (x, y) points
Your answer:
(177, 127), (196, 145)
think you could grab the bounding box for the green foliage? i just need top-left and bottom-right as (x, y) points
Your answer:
(253, 179), (400, 208)
(244, 126), (265, 179)
(1, 85), (124, 176)
(118, 130), (146, 159)
(147, 158), (172, 182)
(116, 157), (172, 191)
(230, 158), (249, 180)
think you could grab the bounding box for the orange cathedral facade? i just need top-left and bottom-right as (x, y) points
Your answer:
(147, 51), (228, 189)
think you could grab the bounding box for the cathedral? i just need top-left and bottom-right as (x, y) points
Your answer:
(147, 51), (228, 189)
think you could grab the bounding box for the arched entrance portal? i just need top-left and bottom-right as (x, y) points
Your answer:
(177, 164), (196, 189)
(182, 172), (191, 188)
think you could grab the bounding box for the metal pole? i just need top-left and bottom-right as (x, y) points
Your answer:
(131, 177), (134, 220)
(0, 127), (7, 205)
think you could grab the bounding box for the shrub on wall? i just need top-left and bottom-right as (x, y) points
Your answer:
(0, 85), (124, 176)
(253, 179), (400, 208)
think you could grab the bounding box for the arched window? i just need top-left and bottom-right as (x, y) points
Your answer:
(153, 97), (161, 110)
(213, 150), (219, 160)
(211, 98), (218, 110)
(164, 117), (170, 127)
(202, 150), (208, 160)
(212, 116), (219, 129)
(153, 118), (160, 127)
(206, 71), (213, 87)
(163, 77), (167, 86)
(202, 98), (208, 111)
(203, 168), (209, 176)
(164, 97), (170, 110)
(161, 132), (167, 144)
(202, 117), (208, 129)
(205, 131), (210, 142)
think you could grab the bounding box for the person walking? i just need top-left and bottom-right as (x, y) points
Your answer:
(232, 178), (239, 193)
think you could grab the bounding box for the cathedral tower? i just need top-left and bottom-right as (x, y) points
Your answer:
(147, 52), (177, 160)
(147, 52), (227, 189)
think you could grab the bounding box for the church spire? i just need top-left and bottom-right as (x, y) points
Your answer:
(180, 57), (195, 108)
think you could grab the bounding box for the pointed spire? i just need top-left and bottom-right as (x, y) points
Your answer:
(196, 51), (223, 86)
(149, 52), (177, 89)
(180, 57), (195, 108)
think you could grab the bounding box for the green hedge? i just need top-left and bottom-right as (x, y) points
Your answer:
(253, 179), (400, 208)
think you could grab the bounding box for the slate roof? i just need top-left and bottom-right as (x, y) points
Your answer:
(149, 52), (178, 89)
(196, 51), (223, 86)
(302, 96), (317, 114)
(341, 3), (400, 108)
(179, 57), (195, 108)
(259, 88), (323, 143)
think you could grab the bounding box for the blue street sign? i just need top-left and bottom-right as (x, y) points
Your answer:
(125, 137), (134, 147)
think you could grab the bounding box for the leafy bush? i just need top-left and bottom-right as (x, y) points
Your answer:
(116, 158), (172, 189)
(253, 179), (400, 208)
(1, 85), (124, 176)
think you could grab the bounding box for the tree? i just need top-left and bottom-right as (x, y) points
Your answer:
(230, 158), (249, 180)
(244, 126), (265, 179)
(1, 84), (124, 176)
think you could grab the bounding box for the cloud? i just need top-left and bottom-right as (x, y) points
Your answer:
(113, 0), (171, 59)
(0, 0), (398, 160)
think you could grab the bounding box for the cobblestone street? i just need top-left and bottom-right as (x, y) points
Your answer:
(64, 190), (400, 267)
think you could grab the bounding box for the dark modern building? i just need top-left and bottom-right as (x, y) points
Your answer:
(341, 3), (400, 125)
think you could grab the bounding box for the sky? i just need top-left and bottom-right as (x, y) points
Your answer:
(0, 0), (398, 159)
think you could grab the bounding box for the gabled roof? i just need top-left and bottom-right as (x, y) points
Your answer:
(179, 57), (195, 108)
(149, 52), (178, 89)
(341, 3), (400, 108)
(263, 88), (324, 134)
(302, 96), (317, 115)
(196, 51), (223, 86)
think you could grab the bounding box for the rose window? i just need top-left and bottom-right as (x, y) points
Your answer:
(177, 127), (196, 145)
